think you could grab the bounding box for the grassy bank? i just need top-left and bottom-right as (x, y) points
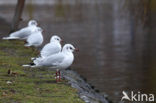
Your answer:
(0, 40), (84, 103)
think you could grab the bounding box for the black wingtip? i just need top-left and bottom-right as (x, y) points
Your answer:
(29, 62), (35, 65)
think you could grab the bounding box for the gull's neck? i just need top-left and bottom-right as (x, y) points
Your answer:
(50, 40), (60, 44)
(28, 25), (37, 27)
(62, 49), (72, 55)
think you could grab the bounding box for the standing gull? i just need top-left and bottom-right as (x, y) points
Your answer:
(23, 44), (79, 82)
(2, 20), (38, 40)
(24, 27), (43, 47)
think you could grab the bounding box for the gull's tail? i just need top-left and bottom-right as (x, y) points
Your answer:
(22, 62), (39, 68)
(23, 57), (43, 68)
(2, 36), (20, 40)
(22, 62), (35, 67)
(31, 57), (37, 60)
(22, 64), (31, 67)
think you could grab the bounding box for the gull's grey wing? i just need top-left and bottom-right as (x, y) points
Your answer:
(40, 53), (64, 66)
(40, 43), (61, 57)
(10, 27), (31, 38)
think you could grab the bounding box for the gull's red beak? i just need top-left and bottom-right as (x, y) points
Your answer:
(75, 48), (79, 52)
(60, 40), (64, 44)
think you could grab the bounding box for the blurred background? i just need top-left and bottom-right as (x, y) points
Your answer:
(0, 0), (156, 102)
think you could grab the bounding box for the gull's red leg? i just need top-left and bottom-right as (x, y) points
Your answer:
(59, 70), (61, 82)
(56, 71), (58, 82)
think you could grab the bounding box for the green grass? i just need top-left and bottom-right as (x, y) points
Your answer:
(0, 40), (84, 103)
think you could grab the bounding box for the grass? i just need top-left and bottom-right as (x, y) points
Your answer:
(0, 40), (84, 103)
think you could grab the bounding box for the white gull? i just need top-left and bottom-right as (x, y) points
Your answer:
(23, 44), (78, 82)
(40, 35), (62, 58)
(24, 27), (43, 47)
(2, 20), (38, 40)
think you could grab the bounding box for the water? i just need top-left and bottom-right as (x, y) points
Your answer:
(0, 0), (156, 102)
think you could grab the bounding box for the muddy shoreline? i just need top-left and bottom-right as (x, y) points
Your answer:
(62, 69), (111, 103)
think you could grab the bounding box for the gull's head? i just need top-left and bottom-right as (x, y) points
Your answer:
(50, 35), (62, 43)
(28, 20), (38, 26)
(62, 44), (78, 53)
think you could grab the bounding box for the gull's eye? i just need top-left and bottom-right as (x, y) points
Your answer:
(69, 47), (72, 50)
(55, 38), (59, 41)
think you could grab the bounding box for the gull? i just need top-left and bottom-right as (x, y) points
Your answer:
(31, 35), (62, 60)
(40, 35), (62, 58)
(2, 20), (38, 40)
(24, 27), (43, 47)
(23, 44), (79, 82)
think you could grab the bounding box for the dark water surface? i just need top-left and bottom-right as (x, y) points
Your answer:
(0, 1), (156, 102)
